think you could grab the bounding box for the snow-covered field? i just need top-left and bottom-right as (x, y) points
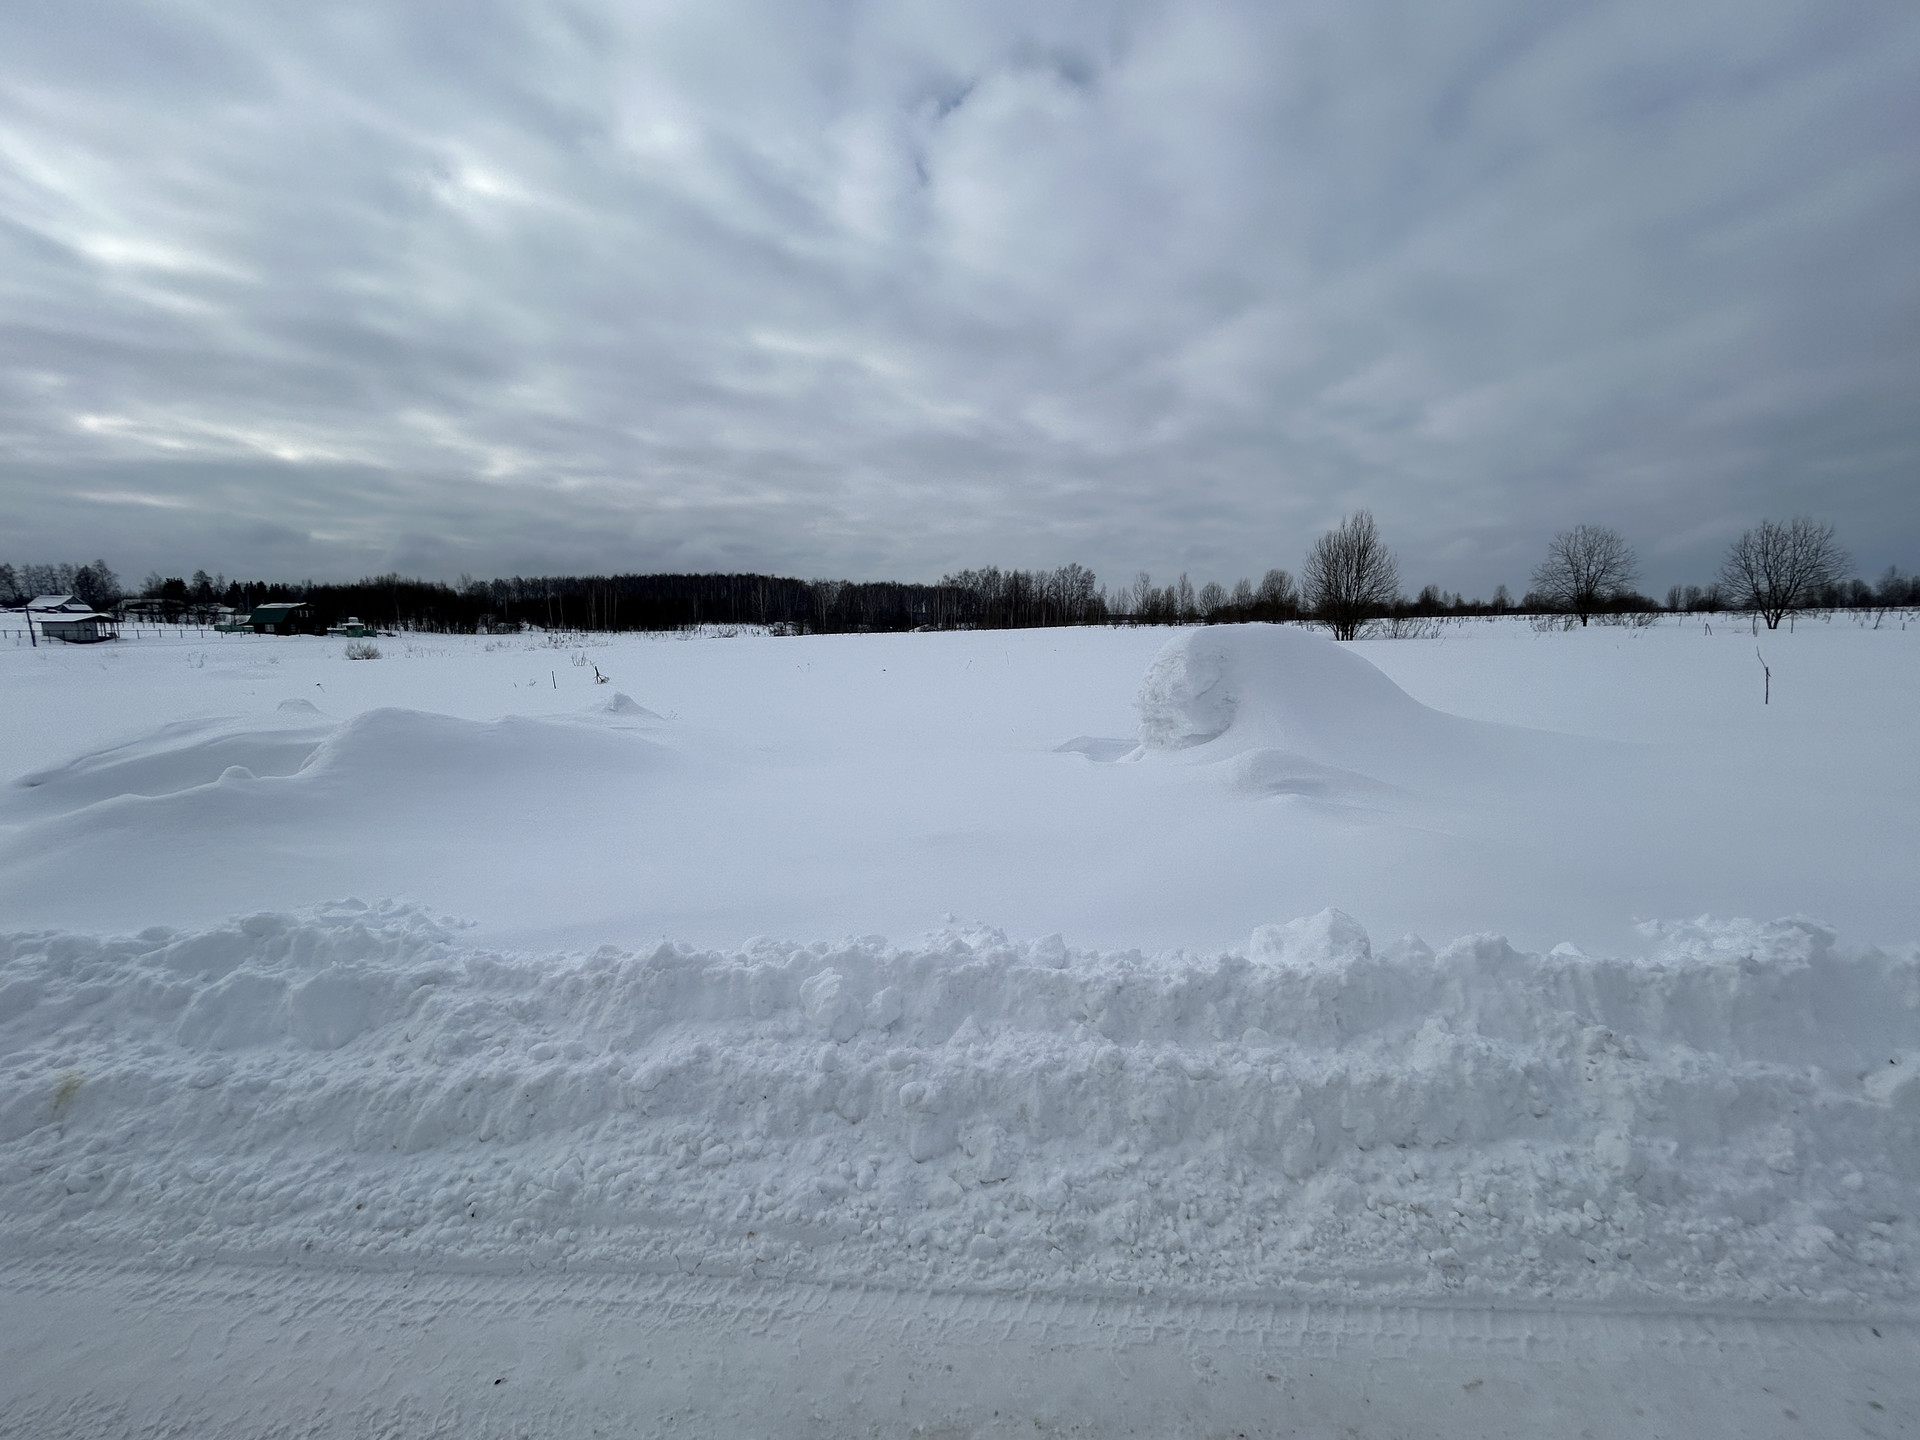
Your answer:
(2, 617), (1916, 1436)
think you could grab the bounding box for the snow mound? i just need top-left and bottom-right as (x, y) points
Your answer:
(295, 706), (660, 788)
(1138, 625), (1421, 752)
(3, 906), (1914, 1312)
(598, 692), (663, 719)
(1249, 907), (1375, 967)
(1135, 626), (1576, 795)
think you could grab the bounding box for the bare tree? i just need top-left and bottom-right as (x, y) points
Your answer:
(1718, 517), (1848, 629)
(1303, 510), (1399, 641)
(72, 559), (122, 611)
(1255, 568), (1299, 618)
(1529, 525), (1638, 626)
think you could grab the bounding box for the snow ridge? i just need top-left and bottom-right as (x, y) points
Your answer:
(2, 904), (1915, 1312)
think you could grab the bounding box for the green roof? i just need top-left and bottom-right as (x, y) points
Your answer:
(246, 602), (311, 626)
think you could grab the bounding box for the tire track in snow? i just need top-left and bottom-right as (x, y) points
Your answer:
(4, 1256), (1915, 1439)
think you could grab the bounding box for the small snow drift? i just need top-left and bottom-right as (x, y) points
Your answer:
(8, 713), (334, 819)
(293, 707), (665, 792)
(596, 692), (664, 720)
(1135, 626), (1575, 797)
(1053, 735), (1136, 763)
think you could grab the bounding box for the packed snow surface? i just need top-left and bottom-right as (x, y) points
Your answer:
(1, 616), (1916, 1434)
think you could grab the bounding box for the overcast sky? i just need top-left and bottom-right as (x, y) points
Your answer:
(2, 0), (1916, 596)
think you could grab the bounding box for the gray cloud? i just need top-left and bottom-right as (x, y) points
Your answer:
(2, 0), (1916, 594)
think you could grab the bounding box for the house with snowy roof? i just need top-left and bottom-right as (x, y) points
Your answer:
(26, 595), (118, 643)
(244, 601), (316, 635)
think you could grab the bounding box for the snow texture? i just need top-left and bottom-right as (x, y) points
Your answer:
(4, 902), (1914, 1312)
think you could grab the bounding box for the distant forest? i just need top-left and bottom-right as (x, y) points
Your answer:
(3, 555), (1916, 636)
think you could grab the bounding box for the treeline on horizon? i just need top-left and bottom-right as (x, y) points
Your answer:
(4, 553), (1917, 637)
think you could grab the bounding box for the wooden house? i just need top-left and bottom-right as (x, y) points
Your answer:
(245, 602), (316, 635)
(27, 596), (118, 643)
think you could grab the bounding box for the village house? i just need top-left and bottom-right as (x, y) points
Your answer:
(26, 595), (119, 643)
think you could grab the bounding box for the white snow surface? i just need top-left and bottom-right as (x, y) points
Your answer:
(0, 617), (1914, 953)
(4, 901), (1916, 1312)
(2, 617), (1917, 1433)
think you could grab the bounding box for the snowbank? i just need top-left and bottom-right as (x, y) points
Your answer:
(3, 905), (1913, 1312)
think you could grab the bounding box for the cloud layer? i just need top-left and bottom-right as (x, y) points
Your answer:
(3, 0), (1916, 592)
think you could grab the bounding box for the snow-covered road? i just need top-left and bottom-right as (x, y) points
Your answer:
(4, 1259), (1913, 1439)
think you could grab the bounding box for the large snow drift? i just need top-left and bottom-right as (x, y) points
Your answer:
(1139, 623), (1446, 756)
(1131, 624), (1583, 803)
(4, 903), (1914, 1312)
